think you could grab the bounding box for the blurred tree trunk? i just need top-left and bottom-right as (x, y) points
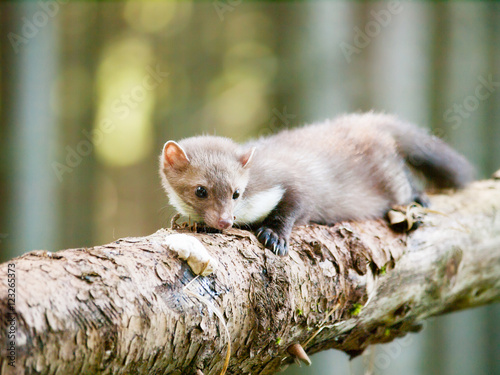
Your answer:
(0, 3), (59, 261)
(57, 3), (101, 251)
(0, 4), (16, 261)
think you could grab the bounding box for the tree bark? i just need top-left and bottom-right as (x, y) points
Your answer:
(1, 179), (500, 375)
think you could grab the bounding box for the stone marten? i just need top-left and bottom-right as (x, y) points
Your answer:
(159, 112), (473, 256)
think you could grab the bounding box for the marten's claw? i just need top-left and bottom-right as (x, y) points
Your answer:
(256, 227), (288, 256)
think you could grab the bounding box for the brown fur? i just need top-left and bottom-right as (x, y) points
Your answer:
(160, 112), (473, 255)
(160, 137), (253, 228)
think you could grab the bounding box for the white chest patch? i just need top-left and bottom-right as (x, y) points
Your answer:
(234, 185), (285, 224)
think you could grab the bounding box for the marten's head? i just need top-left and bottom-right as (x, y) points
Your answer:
(160, 136), (254, 230)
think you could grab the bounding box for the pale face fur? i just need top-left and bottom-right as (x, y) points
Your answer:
(160, 136), (254, 229)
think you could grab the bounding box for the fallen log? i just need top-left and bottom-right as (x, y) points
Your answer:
(1, 179), (499, 375)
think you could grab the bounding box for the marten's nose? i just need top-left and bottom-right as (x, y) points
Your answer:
(217, 218), (233, 230)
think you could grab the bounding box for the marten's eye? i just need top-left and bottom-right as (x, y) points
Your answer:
(195, 186), (208, 198)
(232, 189), (240, 200)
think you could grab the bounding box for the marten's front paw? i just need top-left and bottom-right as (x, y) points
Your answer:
(255, 226), (288, 256)
(413, 193), (430, 208)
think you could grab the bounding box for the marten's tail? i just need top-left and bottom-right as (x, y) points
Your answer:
(385, 117), (474, 189)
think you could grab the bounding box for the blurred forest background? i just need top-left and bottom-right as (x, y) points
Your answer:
(1, 1), (499, 374)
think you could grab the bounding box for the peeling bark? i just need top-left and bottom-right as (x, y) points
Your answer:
(1, 179), (500, 375)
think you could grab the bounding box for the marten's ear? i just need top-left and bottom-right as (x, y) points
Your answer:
(163, 141), (190, 170)
(239, 147), (255, 168)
